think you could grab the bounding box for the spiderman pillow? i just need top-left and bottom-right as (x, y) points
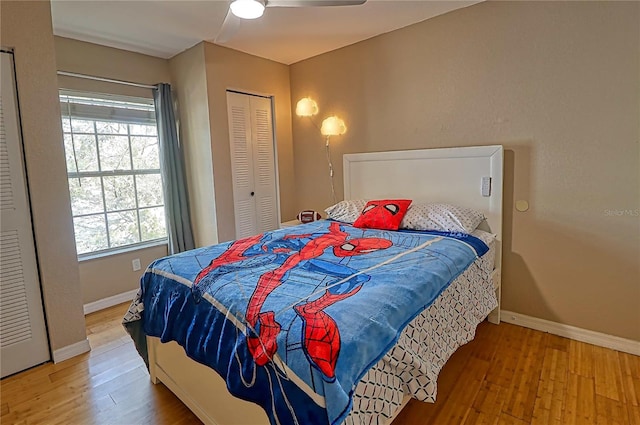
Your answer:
(353, 199), (412, 230)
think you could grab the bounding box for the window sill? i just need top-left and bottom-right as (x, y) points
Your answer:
(78, 239), (168, 262)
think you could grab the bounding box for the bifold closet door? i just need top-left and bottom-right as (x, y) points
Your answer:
(226, 91), (279, 239)
(0, 51), (50, 378)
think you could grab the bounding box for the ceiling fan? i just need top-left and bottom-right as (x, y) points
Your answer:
(215, 0), (368, 43)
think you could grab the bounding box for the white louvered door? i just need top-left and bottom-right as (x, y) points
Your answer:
(226, 92), (279, 239)
(250, 96), (278, 234)
(0, 51), (50, 378)
(227, 92), (257, 238)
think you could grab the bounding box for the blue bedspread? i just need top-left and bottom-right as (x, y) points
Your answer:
(125, 220), (487, 425)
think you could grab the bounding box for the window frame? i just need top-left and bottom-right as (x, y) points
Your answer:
(60, 90), (168, 259)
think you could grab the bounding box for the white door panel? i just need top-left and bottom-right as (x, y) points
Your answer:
(226, 92), (279, 239)
(0, 51), (50, 378)
(250, 97), (278, 233)
(227, 92), (257, 239)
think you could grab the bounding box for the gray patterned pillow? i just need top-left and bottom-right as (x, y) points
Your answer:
(400, 203), (485, 234)
(324, 199), (368, 223)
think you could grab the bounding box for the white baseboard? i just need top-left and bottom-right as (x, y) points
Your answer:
(83, 289), (138, 315)
(501, 310), (640, 356)
(52, 338), (91, 363)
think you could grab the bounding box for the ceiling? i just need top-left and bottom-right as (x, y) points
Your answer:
(51, 0), (480, 65)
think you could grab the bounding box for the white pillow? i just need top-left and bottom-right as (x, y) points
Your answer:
(324, 199), (367, 223)
(400, 203), (485, 234)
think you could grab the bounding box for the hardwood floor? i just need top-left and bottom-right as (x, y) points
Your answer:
(394, 321), (639, 425)
(1, 303), (199, 425)
(1, 303), (638, 424)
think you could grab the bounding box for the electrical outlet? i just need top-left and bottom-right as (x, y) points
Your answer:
(132, 258), (141, 271)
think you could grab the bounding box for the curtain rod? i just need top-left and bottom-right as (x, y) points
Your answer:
(57, 70), (157, 90)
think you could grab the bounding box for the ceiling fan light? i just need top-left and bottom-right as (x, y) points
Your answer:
(230, 0), (265, 20)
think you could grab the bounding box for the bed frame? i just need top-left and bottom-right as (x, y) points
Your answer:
(147, 145), (504, 425)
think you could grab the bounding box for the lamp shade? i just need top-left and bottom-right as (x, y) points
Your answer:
(230, 0), (265, 19)
(321, 116), (347, 136)
(295, 97), (318, 117)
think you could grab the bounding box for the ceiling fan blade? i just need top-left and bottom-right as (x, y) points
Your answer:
(266, 0), (366, 7)
(215, 8), (242, 44)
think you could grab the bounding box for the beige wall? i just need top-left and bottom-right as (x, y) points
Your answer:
(1, 1), (87, 351)
(55, 36), (170, 98)
(54, 36), (171, 304)
(53, 37), (296, 299)
(203, 42), (295, 243)
(290, 1), (640, 340)
(78, 245), (167, 303)
(169, 43), (217, 247)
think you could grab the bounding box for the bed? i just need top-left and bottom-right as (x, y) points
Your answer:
(124, 145), (503, 425)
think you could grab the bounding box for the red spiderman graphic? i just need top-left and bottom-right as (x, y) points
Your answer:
(193, 222), (392, 380)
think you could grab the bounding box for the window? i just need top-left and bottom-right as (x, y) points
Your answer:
(60, 91), (167, 257)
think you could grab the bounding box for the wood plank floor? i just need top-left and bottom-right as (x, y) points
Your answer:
(1, 303), (638, 424)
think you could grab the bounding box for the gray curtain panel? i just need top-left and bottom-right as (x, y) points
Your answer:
(154, 83), (195, 254)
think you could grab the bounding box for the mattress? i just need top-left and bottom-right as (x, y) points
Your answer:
(344, 230), (497, 424)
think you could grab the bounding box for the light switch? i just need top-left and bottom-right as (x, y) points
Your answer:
(481, 177), (491, 197)
(132, 258), (141, 271)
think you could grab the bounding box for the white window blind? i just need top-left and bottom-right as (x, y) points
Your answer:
(60, 90), (156, 124)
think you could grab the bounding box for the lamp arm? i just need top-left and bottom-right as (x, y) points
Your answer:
(306, 116), (321, 132)
(325, 135), (337, 204)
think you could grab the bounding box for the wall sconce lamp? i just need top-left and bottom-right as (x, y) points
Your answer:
(295, 97), (319, 117)
(320, 116), (347, 137)
(295, 97), (346, 203)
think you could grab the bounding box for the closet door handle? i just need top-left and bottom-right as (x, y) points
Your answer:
(250, 192), (255, 196)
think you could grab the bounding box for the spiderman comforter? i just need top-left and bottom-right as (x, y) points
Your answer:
(124, 220), (488, 425)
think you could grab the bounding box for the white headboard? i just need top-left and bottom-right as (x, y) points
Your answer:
(343, 145), (503, 267)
